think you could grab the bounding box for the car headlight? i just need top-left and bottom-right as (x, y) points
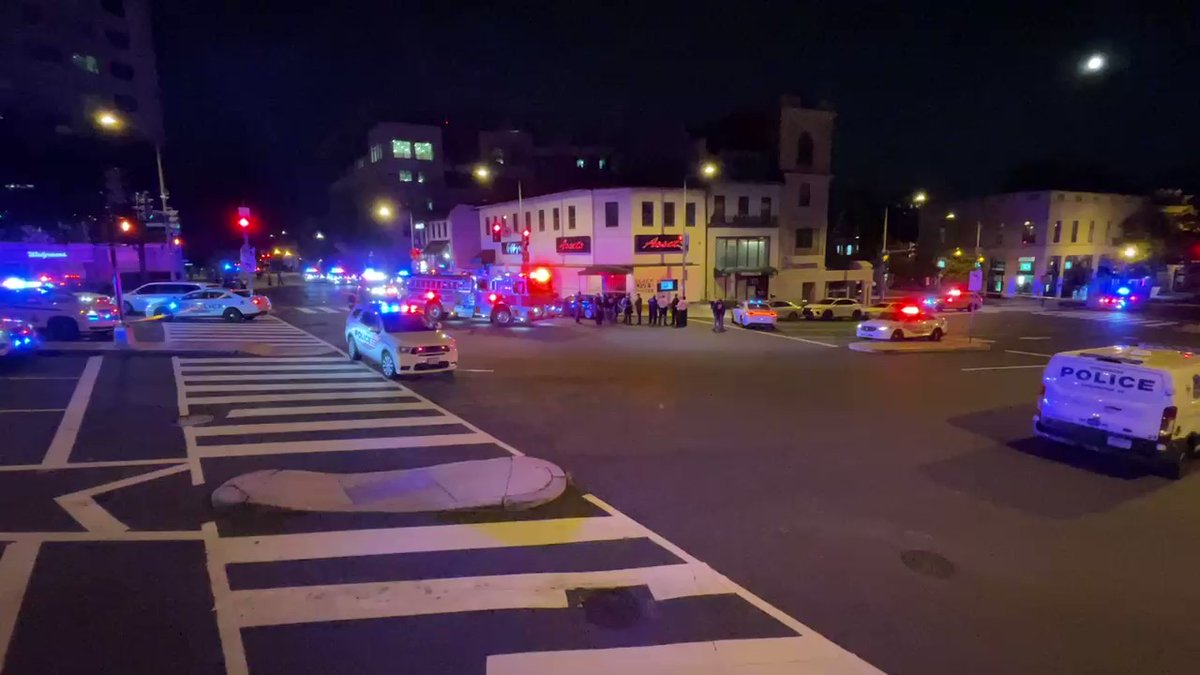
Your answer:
(397, 346), (413, 353)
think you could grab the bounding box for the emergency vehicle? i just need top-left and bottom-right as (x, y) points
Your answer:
(402, 267), (556, 326)
(345, 301), (457, 377)
(1085, 269), (1152, 310)
(1035, 345), (1200, 478)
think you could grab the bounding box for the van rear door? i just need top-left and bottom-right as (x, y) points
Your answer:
(1042, 353), (1171, 440)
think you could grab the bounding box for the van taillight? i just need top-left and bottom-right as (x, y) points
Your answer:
(1160, 406), (1178, 437)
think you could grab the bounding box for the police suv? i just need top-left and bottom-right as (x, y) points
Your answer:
(1035, 345), (1200, 478)
(345, 301), (457, 378)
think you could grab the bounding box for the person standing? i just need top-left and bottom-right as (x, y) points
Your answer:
(669, 294), (679, 327)
(712, 298), (726, 332)
(593, 293), (604, 325)
(648, 295), (659, 326)
(574, 291), (583, 324)
(623, 294), (633, 325)
(635, 293), (644, 325)
(677, 295), (688, 327)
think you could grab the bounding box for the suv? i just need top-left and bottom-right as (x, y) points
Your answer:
(124, 282), (219, 315)
(345, 302), (458, 378)
(0, 288), (117, 340)
(802, 297), (863, 321)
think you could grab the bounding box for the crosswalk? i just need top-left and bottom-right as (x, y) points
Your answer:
(1031, 309), (1197, 331)
(163, 315), (332, 350)
(171, 354), (879, 674)
(290, 306), (345, 314)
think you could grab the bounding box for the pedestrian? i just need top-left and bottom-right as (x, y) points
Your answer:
(574, 291), (583, 324)
(623, 294), (633, 325)
(669, 294), (679, 327)
(593, 293), (604, 325)
(677, 295), (688, 327)
(607, 295), (617, 324)
(712, 298), (726, 332)
(635, 294), (644, 325)
(648, 295), (658, 326)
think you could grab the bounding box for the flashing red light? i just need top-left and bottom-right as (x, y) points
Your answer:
(492, 222), (501, 232)
(424, 291), (436, 300)
(901, 305), (920, 315)
(948, 288), (962, 297)
(529, 267), (551, 284)
(522, 228), (531, 239)
(488, 293), (498, 303)
(118, 218), (133, 233)
(1128, 296), (1137, 302)
(238, 217), (250, 229)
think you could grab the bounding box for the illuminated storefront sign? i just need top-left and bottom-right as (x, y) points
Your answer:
(555, 236), (591, 253)
(634, 234), (684, 253)
(27, 251), (68, 259)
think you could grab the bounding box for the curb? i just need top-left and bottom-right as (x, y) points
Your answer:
(848, 339), (991, 355)
(39, 342), (335, 357)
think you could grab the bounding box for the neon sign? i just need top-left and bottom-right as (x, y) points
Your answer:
(27, 251), (68, 259)
(634, 235), (684, 252)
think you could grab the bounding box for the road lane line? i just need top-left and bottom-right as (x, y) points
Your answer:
(54, 464), (190, 532)
(0, 409), (65, 414)
(202, 522), (250, 675)
(0, 376), (80, 380)
(171, 356), (189, 417)
(226, 402), (428, 418)
(0, 541), (40, 671)
(184, 381), (395, 392)
(193, 431), (490, 458)
(295, 307), (316, 314)
(1018, 337), (1051, 340)
(189, 414), (450, 437)
(180, 364), (363, 372)
(0, 458), (186, 472)
(182, 372), (375, 382)
(231, 563), (728, 627)
(459, 368), (495, 373)
(961, 365), (1046, 372)
(1145, 321), (1178, 327)
(216, 516), (645, 564)
(177, 357), (345, 364)
(317, 307), (344, 313)
(1004, 349), (1053, 358)
(40, 355), (102, 467)
(187, 390), (414, 405)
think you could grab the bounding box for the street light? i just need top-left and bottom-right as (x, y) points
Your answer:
(118, 218), (133, 233)
(473, 165), (491, 180)
(315, 231), (325, 240)
(473, 164), (526, 267)
(913, 191), (928, 206)
(1082, 53), (1106, 74)
(945, 211), (956, 220)
(1123, 244), (1138, 260)
(95, 110), (122, 130)
(374, 203), (394, 221)
(700, 161), (718, 179)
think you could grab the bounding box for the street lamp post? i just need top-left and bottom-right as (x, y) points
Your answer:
(474, 164), (526, 269)
(682, 161), (719, 300)
(877, 190), (929, 303)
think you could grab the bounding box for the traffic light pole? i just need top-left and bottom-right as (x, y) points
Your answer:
(109, 214), (128, 344)
(243, 229), (254, 295)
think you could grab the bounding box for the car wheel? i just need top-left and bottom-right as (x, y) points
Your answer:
(492, 307), (513, 326)
(380, 351), (397, 378)
(47, 317), (80, 341)
(787, 311), (798, 320)
(890, 329), (905, 341)
(426, 302), (445, 322)
(346, 337), (361, 361)
(929, 327), (944, 342)
(851, 309), (863, 320)
(822, 309), (833, 321)
(1158, 450), (1187, 480)
(153, 306), (173, 321)
(222, 307), (244, 322)
(803, 311), (813, 321)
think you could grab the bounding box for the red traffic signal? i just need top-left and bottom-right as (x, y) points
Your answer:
(491, 220), (502, 242)
(237, 206), (251, 229)
(521, 228), (531, 239)
(238, 217), (250, 229)
(118, 218), (133, 233)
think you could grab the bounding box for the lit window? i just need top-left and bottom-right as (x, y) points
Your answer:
(414, 142), (433, 161)
(399, 170), (412, 182)
(392, 140), (411, 158)
(71, 53), (99, 74)
(370, 145), (382, 163)
(599, 158), (607, 170)
(576, 158), (586, 169)
(417, 171), (425, 184)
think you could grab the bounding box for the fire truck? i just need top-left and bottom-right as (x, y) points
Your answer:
(402, 267), (556, 326)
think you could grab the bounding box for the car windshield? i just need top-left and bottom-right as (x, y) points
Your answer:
(818, 298), (836, 304)
(380, 312), (435, 333)
(746, 301), (769, 309)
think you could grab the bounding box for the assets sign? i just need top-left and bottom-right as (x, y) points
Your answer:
(555, 236), (591, 254)
(634, 234), (684, 253)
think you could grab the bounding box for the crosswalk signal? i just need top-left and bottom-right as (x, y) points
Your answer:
(491, 220), (502, 242)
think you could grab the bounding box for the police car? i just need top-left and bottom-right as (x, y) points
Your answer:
(856, 305), (946, 341)
(148, 288), (271, 321)
(0, 286), (117, 340)
(345, 301), (457, 378)
(1035, 345), (1200, 478)
(1, 317), (38, 358)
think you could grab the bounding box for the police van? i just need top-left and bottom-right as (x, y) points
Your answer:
(1034, 345), (1200, 478)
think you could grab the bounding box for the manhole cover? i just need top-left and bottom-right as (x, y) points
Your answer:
(900, 549), (956, 580)
(177, 414), (214, 427)
(572, 587), (644, 629)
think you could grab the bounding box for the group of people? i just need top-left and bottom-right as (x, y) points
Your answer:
(573, 292), (690, 327)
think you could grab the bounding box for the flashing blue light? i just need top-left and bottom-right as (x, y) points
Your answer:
(397, 270), (409, 277)
(222, 263), (233, 271)
(1116, 286), (1131, 296)
(168, 302), (179, 310)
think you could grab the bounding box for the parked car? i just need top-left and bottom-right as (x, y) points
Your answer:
(150, 288), (271, 321)
(802, 297), (863, 321)
(123, 281), (221, 315)
(731, 299), (778, 329)
(929, 288), (983, 312)
(766, 300), (807, 320)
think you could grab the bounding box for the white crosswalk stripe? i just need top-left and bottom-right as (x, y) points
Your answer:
(163, 315), (330, 349)
(169, 325), (878, 674)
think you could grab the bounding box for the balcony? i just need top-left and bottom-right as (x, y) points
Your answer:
(709, 214), (779, 228)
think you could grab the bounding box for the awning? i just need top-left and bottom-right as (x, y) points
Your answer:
(578, 265), (634, 275)
(714, 266), (778, 277)
(422, 240), (449, 256)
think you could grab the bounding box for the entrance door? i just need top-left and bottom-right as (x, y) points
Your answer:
(737, 274), (768, 299)
(801, 282), (816, 303)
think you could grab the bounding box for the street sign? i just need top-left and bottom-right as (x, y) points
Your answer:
(968, 268), (984, 292)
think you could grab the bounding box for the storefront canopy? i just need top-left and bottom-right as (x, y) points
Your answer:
(714, 266), (778, 277)
(422, 240), (449, 256)
(578, 265), (634, 275)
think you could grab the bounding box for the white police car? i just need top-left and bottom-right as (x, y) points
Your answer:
(856, 305), (946, 341)
(123, 281), (220, 315)
(345, 301), (457, 378)
(0, 287), (117, 340)
(1035, 345), (1200, 478)
(1, 317), (38, 358)
(149, 288), (271, 321)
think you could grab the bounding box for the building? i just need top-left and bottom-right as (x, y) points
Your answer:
(919, 190), (1148, 297)
(411, 205), (479, 273)
(0, 241), (174, 288)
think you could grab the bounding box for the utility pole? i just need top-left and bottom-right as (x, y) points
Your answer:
(878, 206), (889, 303)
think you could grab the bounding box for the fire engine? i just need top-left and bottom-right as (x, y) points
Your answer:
(401, 267), (555, 326)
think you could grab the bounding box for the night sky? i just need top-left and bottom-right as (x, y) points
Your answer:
(152, 0), (1200, 254)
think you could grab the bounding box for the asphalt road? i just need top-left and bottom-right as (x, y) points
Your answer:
(5, 281), (1200, 674)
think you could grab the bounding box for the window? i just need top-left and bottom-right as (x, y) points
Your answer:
(798, 182), (811, 207)
(27, 43), (62, 63)
(1022, 221), (1036, 245)
(737, 196), (749, 216)
(1088, 220), (1095, 243)
(369, 145), (382, 163)
(525, 212), (531, 231)
(414, 142), (433, 161)
(761, 197), (772, 219)
(399, 170), (412, 182)
(110, 61), (135, 80)
(1070, 220), (1079, 243)
(640, 201), (654, 227)
(553, 207), (560, 231)
(663, 202), (676, 227)
(685, 202), (696, 227)
(72, 54), (99, 74)
(1052, 220), (1061, 243)
(416, 171), (425, 184)
(713, 195), (726, 219)
(796, 132), (814, 167)
(599, 158), (607, 170)
(576, 158), (586, 169)
(105, 29), (130, 49)
(392, 140), (411, 158)
(426, 198), (433, 211)
(605, 201), (619, 228)
(100, 0), (126, 18)
(568, 205), (576, 229)
(538, 209), (546, 232)
(715, 237), (770, 269)
(795, 228), (814, 249)
(114, 94), (138, 112)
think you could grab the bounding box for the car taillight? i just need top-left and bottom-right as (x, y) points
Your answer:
(488, 293), (497, 302)
(1160, 406), (1178, 437)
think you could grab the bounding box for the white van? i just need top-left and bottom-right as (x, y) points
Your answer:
(1035, 346), (1200, 478)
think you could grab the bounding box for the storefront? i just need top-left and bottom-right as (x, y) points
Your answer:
(0, 242), (176, 288)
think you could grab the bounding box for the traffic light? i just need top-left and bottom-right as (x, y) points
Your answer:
(491, 220), (502, 242)
(118, 218), (133, 234)
(237, 206), (251, 230)
(521, 227), (531, 244)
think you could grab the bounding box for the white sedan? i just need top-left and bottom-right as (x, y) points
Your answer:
(803, 297), (863, 321)
(856, 307), (947, 341)
(731, 299), (778, 329)
(766, 300), (807, 320)
(152, 289), (271, 321)
(0, 287), (117, 340)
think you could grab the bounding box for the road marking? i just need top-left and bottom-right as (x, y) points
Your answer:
(0, 541), (40, 671)
(0, 376), (80, 380)
(1018, 336), (1051, 340)
(41, 355), (102, 467)
(1145, 321), (1178, 327)
(225, 402), (427, 418)
(202, 522), (250, 675)
(459, 368), (495, 373)
(295, 307), (317, 314)
(316, 306), (344, 314)
(1004, 349), (1053, 358)
(961, 364), (1046, 372)
(54, 464), (190, 532)
(191, 431), (490, 458)
(230, 562), (728, 627)
(187, 414), (450, 437)
(0, 458), (186, 473)
(0, 408), (65, 414)
(216, 516), (645, 564)
(184, 381), (395, 392)
(177, 356), (345, 364)
(187, 389), (413, 405)
(486, 637), (877, 675)
(0, 530), (202, 542)
(689, 318), (838, 347)
(179, 364), (362, 372)
(182, 371), (376, 382)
